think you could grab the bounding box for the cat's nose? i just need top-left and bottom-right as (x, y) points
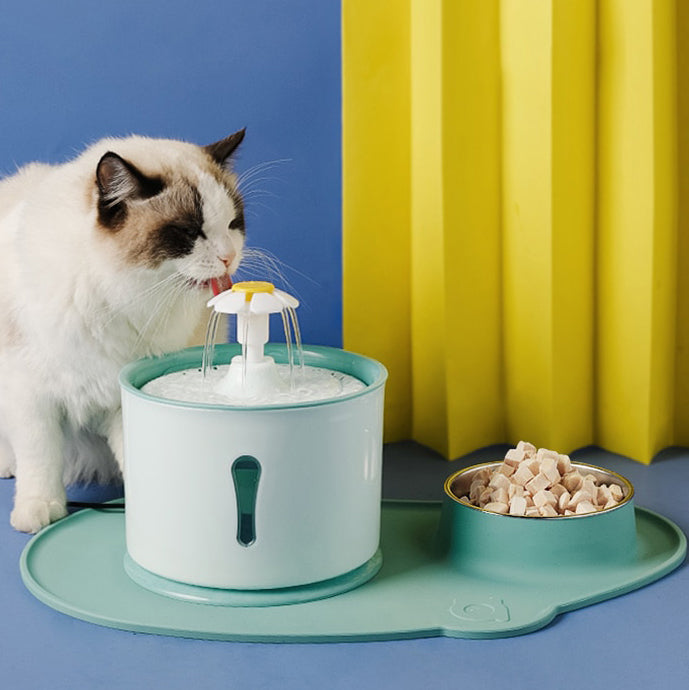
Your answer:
(218, 253), (235, 269)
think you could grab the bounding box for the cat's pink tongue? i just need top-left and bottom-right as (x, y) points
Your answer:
(210, 274), (232, 296)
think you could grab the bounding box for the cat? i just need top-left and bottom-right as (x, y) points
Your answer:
(0, 130), (246, 532)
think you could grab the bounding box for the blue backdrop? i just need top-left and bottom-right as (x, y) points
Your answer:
(0, 0), (342, 346)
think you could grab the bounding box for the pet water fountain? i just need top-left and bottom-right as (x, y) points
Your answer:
(18, 280), (687, 641)
(121, 280), (387, 604)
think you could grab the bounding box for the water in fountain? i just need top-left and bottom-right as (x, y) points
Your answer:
(142, 281), (365, 406)
(142, 364), (365, 406)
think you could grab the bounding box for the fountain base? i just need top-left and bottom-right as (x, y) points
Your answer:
(123, 549), (383, 607)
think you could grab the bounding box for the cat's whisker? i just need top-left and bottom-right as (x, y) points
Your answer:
(132, 275), (190, 353)
(239, 188), (280, 201)
(137, 296), (178, 352)
(94, 272), (182, 329)
(234, 246), (319, 296)
(238, 174), (285, 218)
(238, 177), (285, 197)
(254, 251), (317, 287)
(117, 273), (184, 336)
(243, 200), (280, 218)
(131, 286), (177, 348)
(236, 159), (291, 189)
(101, 271), (180, 311)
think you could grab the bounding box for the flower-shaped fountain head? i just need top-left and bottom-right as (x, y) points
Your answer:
(208, 281), (299, 315)
(208, 281), (299, 363)
(206, 281), (300, 399)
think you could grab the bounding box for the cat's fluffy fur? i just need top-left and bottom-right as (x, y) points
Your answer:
(0, 131), (246, 532)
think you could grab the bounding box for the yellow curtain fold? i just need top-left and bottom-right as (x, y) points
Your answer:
(501, 0), (596, 453)
(342, 0), (683, 464)
(409, 0), (502, 458)
(676, 0), (689, 446)
(342, 0), (412, 442)
(596, 0), (678, 462)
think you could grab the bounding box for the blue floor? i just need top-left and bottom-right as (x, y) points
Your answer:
(1, 444), (687, 689)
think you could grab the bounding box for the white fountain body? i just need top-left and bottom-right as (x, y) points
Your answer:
(120, 282), (387, 605)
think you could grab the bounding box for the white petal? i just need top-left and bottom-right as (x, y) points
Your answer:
(249, 292), (283, 314)
(207, 291), (248, 313)
(273, 289), (299, 309)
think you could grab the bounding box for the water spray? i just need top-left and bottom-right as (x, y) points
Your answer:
(206, 281), (300, 400)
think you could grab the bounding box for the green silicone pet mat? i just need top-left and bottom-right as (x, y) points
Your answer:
(20, 501), (685, 641)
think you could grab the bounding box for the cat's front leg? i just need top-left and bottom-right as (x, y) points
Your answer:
(103, 406), (125, 475)
(0, 435), (16, 478)
(9, 400), (67, 533)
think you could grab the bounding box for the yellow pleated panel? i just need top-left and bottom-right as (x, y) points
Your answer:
(409, 0), (448, 453)
(651, 2), (678, 454)
(675, 0), (689, 445)
(501, 0), (596, 453)
(550, 0), (596, 452)
(501, 1), (554, 448)
(596, 0), (677, 463)
(440, 0), (502, 458)
(343, 0), (681, 464)
(341, 0), (412, 442)
(408, 0), (502, 459)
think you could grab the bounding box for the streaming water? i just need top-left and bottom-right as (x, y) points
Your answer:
(201, 310), (223, 378)
(150, 288), (364, 406)
(201, 300), (303, 381)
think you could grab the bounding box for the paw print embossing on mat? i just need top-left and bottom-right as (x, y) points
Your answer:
(449, 595), (510, 623)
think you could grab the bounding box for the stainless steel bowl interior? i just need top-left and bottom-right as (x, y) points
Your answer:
(445, 461), (634, 518)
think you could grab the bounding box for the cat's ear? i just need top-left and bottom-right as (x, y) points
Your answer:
(96, 152), (162, 204)
(204, 129), (246, 167)
(96, 152), (163, 227)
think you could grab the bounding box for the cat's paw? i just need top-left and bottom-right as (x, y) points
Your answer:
(10, 497), (67, 533)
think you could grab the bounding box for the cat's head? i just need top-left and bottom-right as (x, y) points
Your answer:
(93, 130), (246, 296)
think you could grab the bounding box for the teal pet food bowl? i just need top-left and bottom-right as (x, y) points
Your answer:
(439, 461), (637, 579)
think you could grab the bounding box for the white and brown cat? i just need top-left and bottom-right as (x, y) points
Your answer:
(0, 130), (246, 532)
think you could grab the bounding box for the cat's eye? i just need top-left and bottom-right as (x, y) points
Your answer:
(168, 223), (206, 239)
(229, 215), (244, 231)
